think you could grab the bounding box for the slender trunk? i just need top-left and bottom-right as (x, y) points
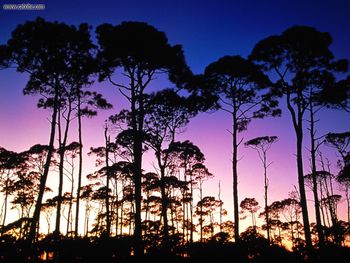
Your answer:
(132, 202), (136, 235)
(297, 221), (301, 241)
(346, 188), (350, 223)
(84, 203), (88, 237)
(1, 174), (9, 235)
(290, 219), (295, 247)
(130, 75), (144, 257)
(28, 84), (59, 243)
(309, 101), (324, 247)
(75, 93), (83, 238)
(66, 176), (74, 236)
(319, 183), (328, 227)
(200, 182), (203, 242)
(132, 109), (143, 257)
(55, 106), (63, 237)
(324, 201), (331, 228)
(115, 187), (119, 237)
(183, 164), (189, 243)
(232, 110), (239, 242)
(323, 156), (340, 241)
(330, 178), (340, 245)
(320, 203), (326, 227)
(210, 213), (214, 238)
(159, 163), (169, 248)
(19, 208), (24, 239)
(219, 181), (222, 232)
(176, 204), (180, 235)
(190, 173), (194, 243)
(263, 154), (270, 243)
(129, 206), (132, 236)
(287, 91), (312, 249)
(55, 99), (72, 236)
(278, 223), (282, 246)
(296, 123), (312, 248)
(104, 125), (111, 236)
(133, 134), (143, 255)
(171, 201), (175, 236)
(120, 198), (124, 235)
(182, 188), (186, 243)
(86, 207), (90, 237)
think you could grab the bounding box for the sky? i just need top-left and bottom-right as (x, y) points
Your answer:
(0, 0), (350, 232)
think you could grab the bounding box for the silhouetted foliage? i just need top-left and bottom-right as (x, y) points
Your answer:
(1, 18), (350, 263)
(203, 55), (280, 242)
(250, 25), (349, 250)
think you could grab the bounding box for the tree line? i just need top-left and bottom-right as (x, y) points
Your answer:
(0, 17), (349, 262)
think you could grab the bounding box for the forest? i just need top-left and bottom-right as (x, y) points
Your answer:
(0, 17), (350, 262)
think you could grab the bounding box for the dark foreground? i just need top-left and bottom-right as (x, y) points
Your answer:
(1, 235), (350, 263)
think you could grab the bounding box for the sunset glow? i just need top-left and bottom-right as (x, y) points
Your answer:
(0, 0), (350, 262)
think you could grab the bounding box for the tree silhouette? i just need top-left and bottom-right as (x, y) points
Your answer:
(204, 55), (280, 241)
(60, 142), (81, 236)
(42, 199), (56, 235)
(166, 140), (205, 243)
(96, 21), (191, 256)
(250, 26), (347, 249)
(1, 18), (99, 244)
(195, 196), (222, 241)
(144, 89), (197, 248)
(264, 200), (284, 245)
(280, 197), (302, 248)
(87, 139), (116, 236)
(303, 59), (349, 247)
(318, 75), (350, 113)
(325, 132), (350, 238)
(240, 197), (260, 229)
(338, 169), (350, 224)
(11, 172), (40, 237)
(0, 148), (27, 235)
(325, 132), (350, 164)
(2, 18), (350, 262)
(55, 85), (74, 239)
(245, 136), (278, 243)
(73, 68), (112, 238)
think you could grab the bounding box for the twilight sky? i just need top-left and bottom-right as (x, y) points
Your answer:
(1, 0), (350, 228)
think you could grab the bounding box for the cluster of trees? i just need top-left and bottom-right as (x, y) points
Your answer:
(0, 17), (350, 261)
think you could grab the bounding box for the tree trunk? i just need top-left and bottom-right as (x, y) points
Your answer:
(263, 154), (270, 243)
(232, 111), (240, 242)
(286, 91), (312, 250)
(120, 196), (124, 235)
(67, 173), (74, 236)
(55, 99), (72, 237)
(28, 84), (59, 243)
(1, 173), (9, 235)
(346, 189), (350, 223)
(133, 133), (143, 256)
(199, 182), (203, 242)
(190, 173), (194, 243)
(219, 181), (222, 232)
(309, 101), (324, 247)
(296, 118), (312, 249)
(104, 125), (111, 236)
(159, 163), (169, 249)
(75, 93), (83, 238)
(290, 219), (295, 247)
(130, 81), (144, 256)
(115, 185), (119, 237)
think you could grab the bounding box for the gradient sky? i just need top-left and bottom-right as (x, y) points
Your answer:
(1, 0), (350, 230)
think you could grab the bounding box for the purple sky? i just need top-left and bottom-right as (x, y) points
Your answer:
(1, 0), (350, 230)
